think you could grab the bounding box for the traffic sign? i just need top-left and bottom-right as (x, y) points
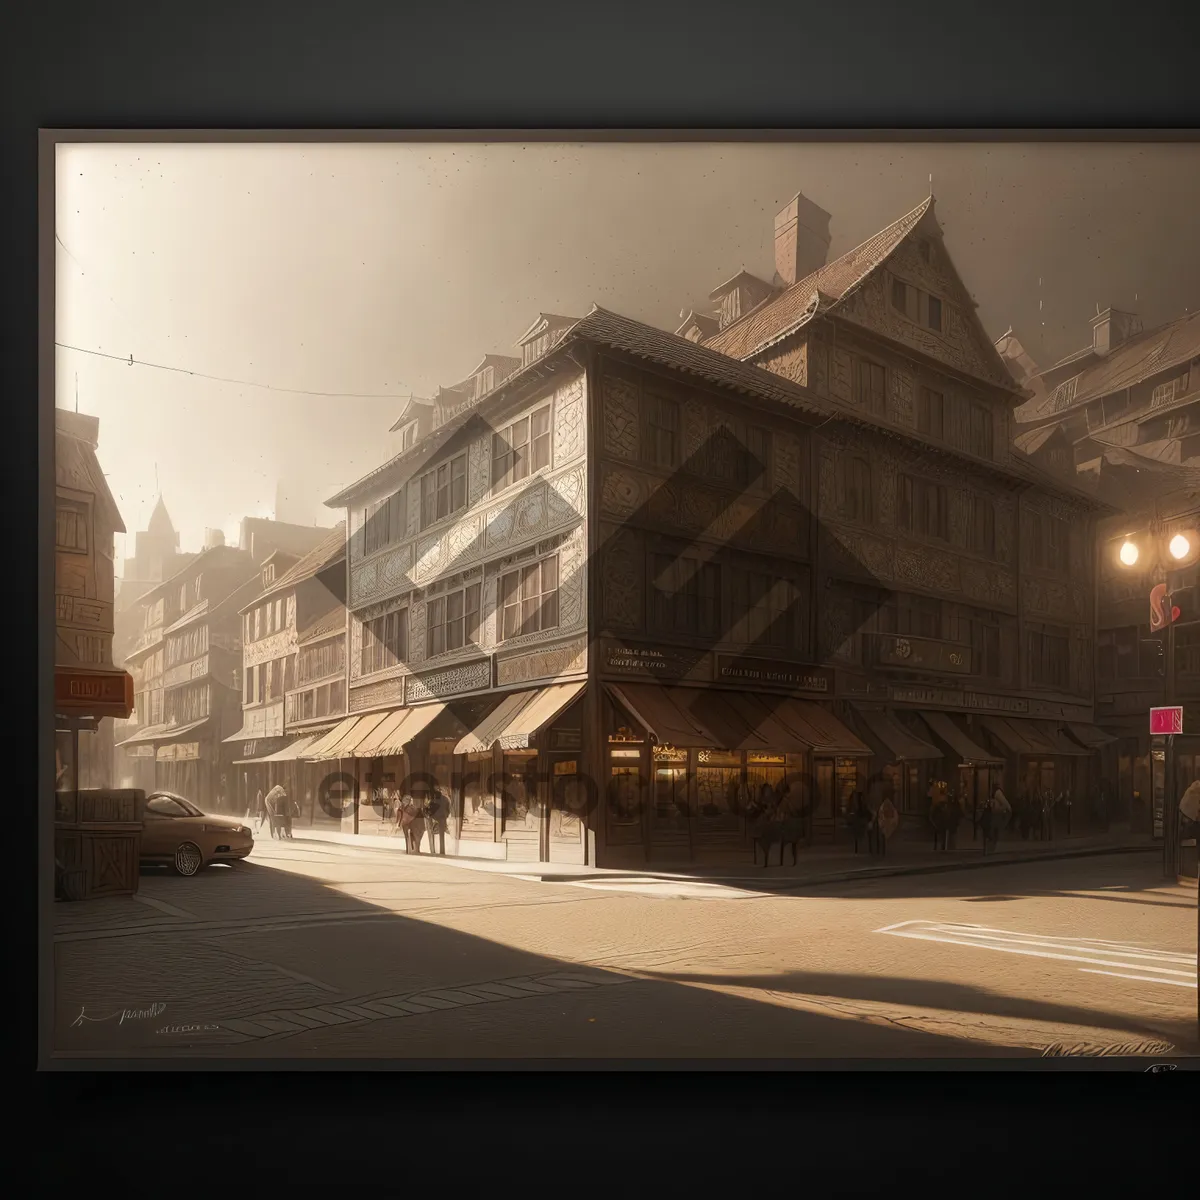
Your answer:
(1150, 706), (1184, 735)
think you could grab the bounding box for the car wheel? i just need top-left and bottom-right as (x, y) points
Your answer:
(173, 841), (204, 877)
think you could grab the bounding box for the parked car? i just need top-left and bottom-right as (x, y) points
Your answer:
(140, 791), (254, 876)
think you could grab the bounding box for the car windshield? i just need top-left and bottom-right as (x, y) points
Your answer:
(148, 793), (205, 818)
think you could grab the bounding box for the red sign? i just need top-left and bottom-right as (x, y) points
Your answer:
(55, 668), (134, 719)
(1149, 706), (1184, 736)
(1149, 584), (1180, 630)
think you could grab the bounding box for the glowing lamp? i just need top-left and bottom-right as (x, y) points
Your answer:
(1118, 540), (1139, 567)
(1169, 533), (1191, 561)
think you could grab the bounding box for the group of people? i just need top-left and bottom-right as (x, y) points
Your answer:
(250, 784), (298, 840)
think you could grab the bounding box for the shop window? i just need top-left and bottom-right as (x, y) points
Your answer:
(500, 555), (559, 640)
(652, 748), (689, 833)
(650, 553), (720, 638)
(695, 749), (741, 832)
(492, 406), (551, 490)
(420, 454), (467, 528)
(55, 499), (89, 553)
(501, 753), (539, 832)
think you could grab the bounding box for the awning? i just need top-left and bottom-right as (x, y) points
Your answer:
(496, 680), (586, 750)
(853, 706), (941, 761)
(456, 691), (539, 755)
(1066, 722), (1117, 749)
(322, 711), (390, 759)
(354, 703), (449, 758)
(1037, 721), (1092, 757)
(234, 735), (320, 765)
(676, 689), (772, 752)
(605, 683), (720, 748)
(118, 717), (210, 747)
(303, 715), (365, 761)
(734, 694), (815, 754)
(981, 717), (1039, 756)
(771, 699), (871, 757)
(918, 710), (1004, 765)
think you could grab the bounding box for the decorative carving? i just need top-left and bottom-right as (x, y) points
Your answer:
(889, 368), (915, 425)
(514, 484), (547, 540)
(894, 545), (959, 593)
(409, 596), (427, 662)
(961, 562), (1016, 608)
(761, 340), (807, 386)
(348, 675), (406, 713)
(496, 636), (587, 687)
(468, 437), (491, 504)
(406, 658), (491, 702)
(351, 543), (414, 606)
(818, 593), (854, 662)
(602, 374), (640, 459)
(558, 525), (586, 630)
(600, 467), (644, 519)
(243, 628), (296, 668)
(602, 531), (643, 628)
(826, 529), (895, 583)
(547, 465), (586, 523)
(447, 514), (482, 565)
(554, 381), (585, 463)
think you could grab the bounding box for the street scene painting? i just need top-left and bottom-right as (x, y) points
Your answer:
(46, 137), (1199, 1062)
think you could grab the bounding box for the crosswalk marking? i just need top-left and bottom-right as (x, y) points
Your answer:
(876, 920), (1197, 989)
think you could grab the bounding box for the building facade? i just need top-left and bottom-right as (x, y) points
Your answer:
(54, 410), (134, 792)
(308, 192), (1109, 867)
(228, 525), (347, 825)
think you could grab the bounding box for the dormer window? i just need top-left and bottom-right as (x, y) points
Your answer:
(262, 565), (275, 587)
(399, 422), (417, 452)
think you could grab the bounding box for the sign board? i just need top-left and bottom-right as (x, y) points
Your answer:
(873, 634), (971, 675)
(1150, 706), (1184, 735)
(715, 656), (832, 694)
(603, 641), (700, 679)
(54, 667), (134, 719)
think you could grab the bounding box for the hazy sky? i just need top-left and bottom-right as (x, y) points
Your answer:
(55, 141), (1200, 569)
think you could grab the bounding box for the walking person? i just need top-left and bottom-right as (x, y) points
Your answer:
(264, 783), (289, 839)
(253, 787), (266, 832)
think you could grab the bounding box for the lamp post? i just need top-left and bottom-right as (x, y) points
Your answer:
(1117, 526), (1199, 1039)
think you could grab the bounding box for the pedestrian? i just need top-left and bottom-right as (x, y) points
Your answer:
(264, 783), (289, 839)
(253, 788), (266, 832)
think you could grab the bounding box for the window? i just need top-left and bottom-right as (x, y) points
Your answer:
(646, 393), (679, 469)
(888, 594), (943, 640)
(492, 406), (551, 490)
(947, 605), (1003, 679)
(835, 455), (873, 522)
(896, 474), (948, 540)
(426, 582), (482, 656)
(732, 571), (802, 649)
(927, 295), (943, 333)
(298, 637), (345, 684)
(419, 455), (467, 528)
(263, 565), (275, 587)
(650, 553), (720, 637)
(399, 422), (417, 451)
(55, 500), (89, 553)
(276, 598), (284, 630)
(1027, 623), (1071, 689)
(965, 402), (994, 458)
(362, 489), (406, 556)
(360, 607), (409, 675)
(891, 279), (909, 315)
(500, 555), (560, 640)
(918, 239), (932, 263)
(917, 387), (944, 438)
(854, 359), (887, 413)
(256, 663), (265, 703)
(968, 496), (996, 556)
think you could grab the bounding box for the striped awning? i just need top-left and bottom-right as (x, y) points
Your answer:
(353, 703), (448, 758)
(303, 715), (363, 761)
(918, 711), (1004, 765)
(852, 706), (941, 761)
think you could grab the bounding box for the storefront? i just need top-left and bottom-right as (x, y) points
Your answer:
(850, 706), (942, 816)
(980, 716), (1091, 815)
(914, 710), (1005, 828)
(601, 683), (869, 862)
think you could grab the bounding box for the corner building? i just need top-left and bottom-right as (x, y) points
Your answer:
(322, 195), (1109, 865)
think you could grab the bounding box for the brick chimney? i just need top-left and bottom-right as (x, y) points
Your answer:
(1090, 307), (1143, 357)
(774, 192), (832, 288)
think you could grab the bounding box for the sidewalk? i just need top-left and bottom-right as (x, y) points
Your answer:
(289, 826), (1162, 892)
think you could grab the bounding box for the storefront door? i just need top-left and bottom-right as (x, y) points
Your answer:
(501, 750), (541, 860)
(605, 744), (645, 854)
(650, 746), (691, 856)
(549, 756), (586, 864)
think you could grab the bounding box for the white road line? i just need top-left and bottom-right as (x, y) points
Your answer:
(876, 921), (1196, 979)
(1078, 970), (1197, 989)
(133, 895), (197, 919)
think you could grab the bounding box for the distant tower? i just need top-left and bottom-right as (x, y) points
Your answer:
(126, 495), (181, 583)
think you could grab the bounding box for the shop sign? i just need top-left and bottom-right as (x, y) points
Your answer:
(550, 729), (582, 751)
(552, 760), (578, 776)
(890, 685), (965, 708)
(54, 668), (134, 717)
(1150, 706), (1184, 735)
(603, 641), (698, 679)
(609, 747), (642, 760)
(716, 656), (831, 693)
(963, 692), (1029, 715)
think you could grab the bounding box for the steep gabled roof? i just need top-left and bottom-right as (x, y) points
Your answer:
(55, 416), (125, 533)
(705, 197), (934, 360)
(388, 395), (434, 433)
(467, 353), (522, 379)
(517, 312), (578, 346)
(1024, 311), (1200, 423)
(245, 522), (347, 608)
(147, 495), (176, 536)
(708, 270), (775, 302)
